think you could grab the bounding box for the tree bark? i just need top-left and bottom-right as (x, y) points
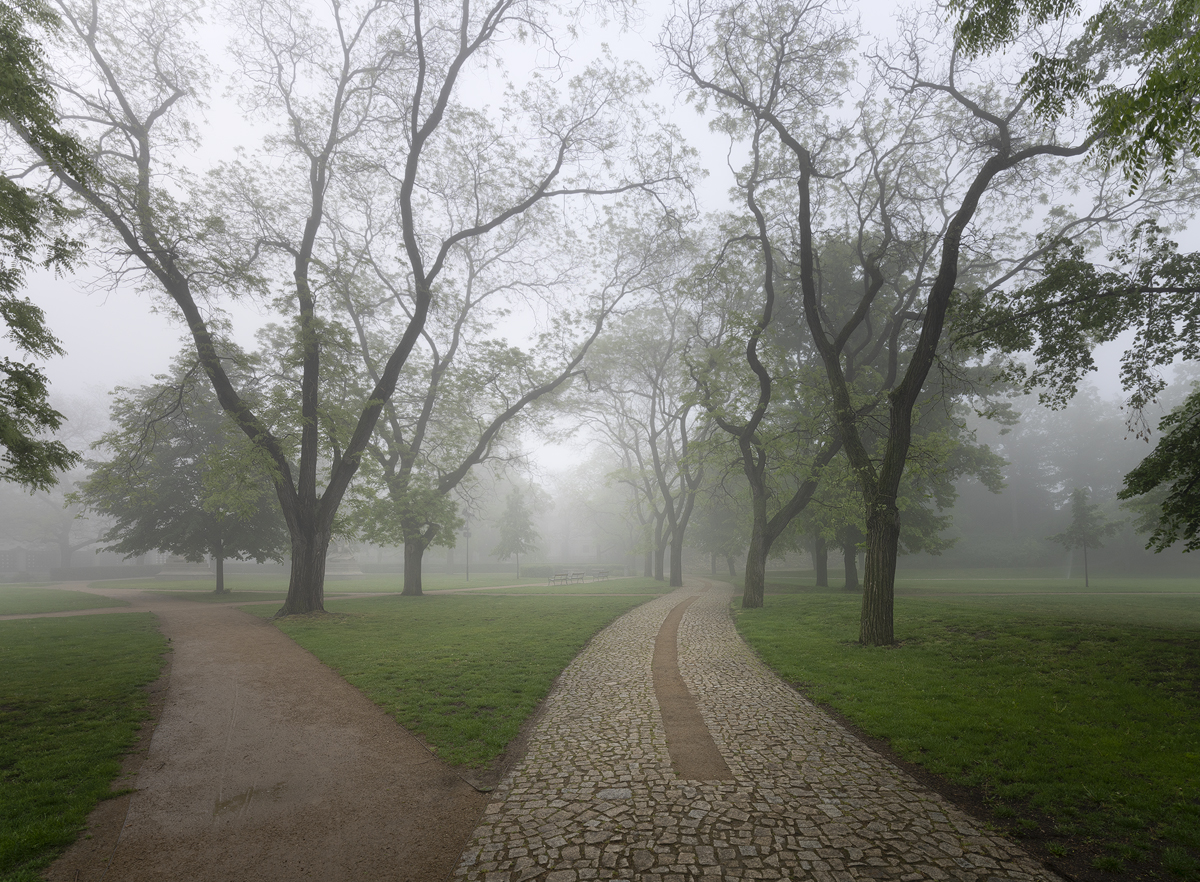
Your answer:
(276, 523), (331, 616)
(402, 539), (425, 596)
(813, 534), (828, 587)
(860, 499), (900, 645)
(742, 521), (767, 608)
(710, 552), (717, 575)
(669, 531), (685, 587)
(726, 554), (736, 578)
(1083, 543), (1089, 588)
(214, 555), (226, 595)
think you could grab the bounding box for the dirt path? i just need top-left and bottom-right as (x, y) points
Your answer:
(42, 587), (487, 882)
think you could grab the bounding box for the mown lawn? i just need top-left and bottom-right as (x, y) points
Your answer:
(736, 580), (1200, 881)
(0, 585), (126, 616)
(0, 615), (166, 882)
(248, 585), (663, 767)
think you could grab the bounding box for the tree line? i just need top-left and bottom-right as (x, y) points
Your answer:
(3, 0), (1199, 644)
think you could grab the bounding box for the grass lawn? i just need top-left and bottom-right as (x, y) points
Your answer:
(0, 586), (127, 616)
(247, 585), (661, 767)
(736, 578), (1200, 881)
(0, 615), (166, 882)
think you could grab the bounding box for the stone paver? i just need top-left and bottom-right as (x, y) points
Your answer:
(453, 581), (1061, 882)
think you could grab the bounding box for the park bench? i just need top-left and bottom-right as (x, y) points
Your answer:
(568, 571), (586, 583)
(549, 572), (570, 585)
(591, 570), (609, 581)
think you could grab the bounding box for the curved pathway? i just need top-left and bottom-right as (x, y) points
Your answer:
(28, 586), (486, 882)
(453, 580), (1061, 882)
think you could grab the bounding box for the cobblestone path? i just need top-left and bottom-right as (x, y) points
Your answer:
(452, 581), (1060, 882)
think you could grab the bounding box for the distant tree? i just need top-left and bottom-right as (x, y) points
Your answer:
(0, 0), (91, 490)
(74, 357), (288, 593)
(1049, 487), (1121, 587)
(491, 489), (540, 580)
(1118, 389), (1200, 553)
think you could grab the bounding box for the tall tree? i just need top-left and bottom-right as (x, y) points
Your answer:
(663, 0), (1157, 643)
(578, 265), (712, 588)
(1048, 486), (1121, 587)
(74, 355), (288, 593)
(12, 0), (689, 615)
(344, 210), (678, 596)
(685, 231), (843, 608)
(0, 0), (90, 490)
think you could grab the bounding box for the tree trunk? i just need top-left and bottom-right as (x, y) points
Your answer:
(402, 539), (425, 596)
(654, 543), (666, 582)
(1083, 543), (1089, 588)
(710, 553), (717, 575)
(813, 534), (828, 587)
(844, 543), (860, 591)
(214, 555), (226, 594)
(643, 548), (652, 578)
(516, 551), (521, 580)
(276, 525), (330, 616)
(669, 530), (685, 588)
(726, 554), (736, 578)
(860, 500), (900, 645)
(742, 520), (767, 608)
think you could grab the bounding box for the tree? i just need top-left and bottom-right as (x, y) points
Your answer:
(74, 356), (288, 593)
(491, 488), (539, 579)
(663, 0), (1152, 643)
(1048, 486), (1121, 586)
(14, 0), (689, 615)
(345, 210), (678, 596)
(0, 0), (91, 490)
(952, 0), (1200, 189)
(578, 265), (713, 588)
(685, 231), (843, 609)
(1118, 388), (1200, 552)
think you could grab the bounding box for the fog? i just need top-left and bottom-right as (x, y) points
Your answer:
(4, 0), (1196, 595)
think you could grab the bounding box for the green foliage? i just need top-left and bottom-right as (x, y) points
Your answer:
(1119, 388), (1200, 551)
(736, 587), (1200, 879)
(257, 592), (652, 767)
(963, 223), (1200, 422)
(0, 0), (93, 492)
(0, 614), (165, 880)
(952, 0), (1200, 188)
(74, 354), (288, 582)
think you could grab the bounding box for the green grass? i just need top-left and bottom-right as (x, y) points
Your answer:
(448, 578), (674, 596)
(145, 589), (290, 604)
(735, 586), (1200, 879)
(248, 588), (658, 767)
(92, 572), (541, 595)
(0, 586), (127, 616)
(0, 615), (166, 882)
